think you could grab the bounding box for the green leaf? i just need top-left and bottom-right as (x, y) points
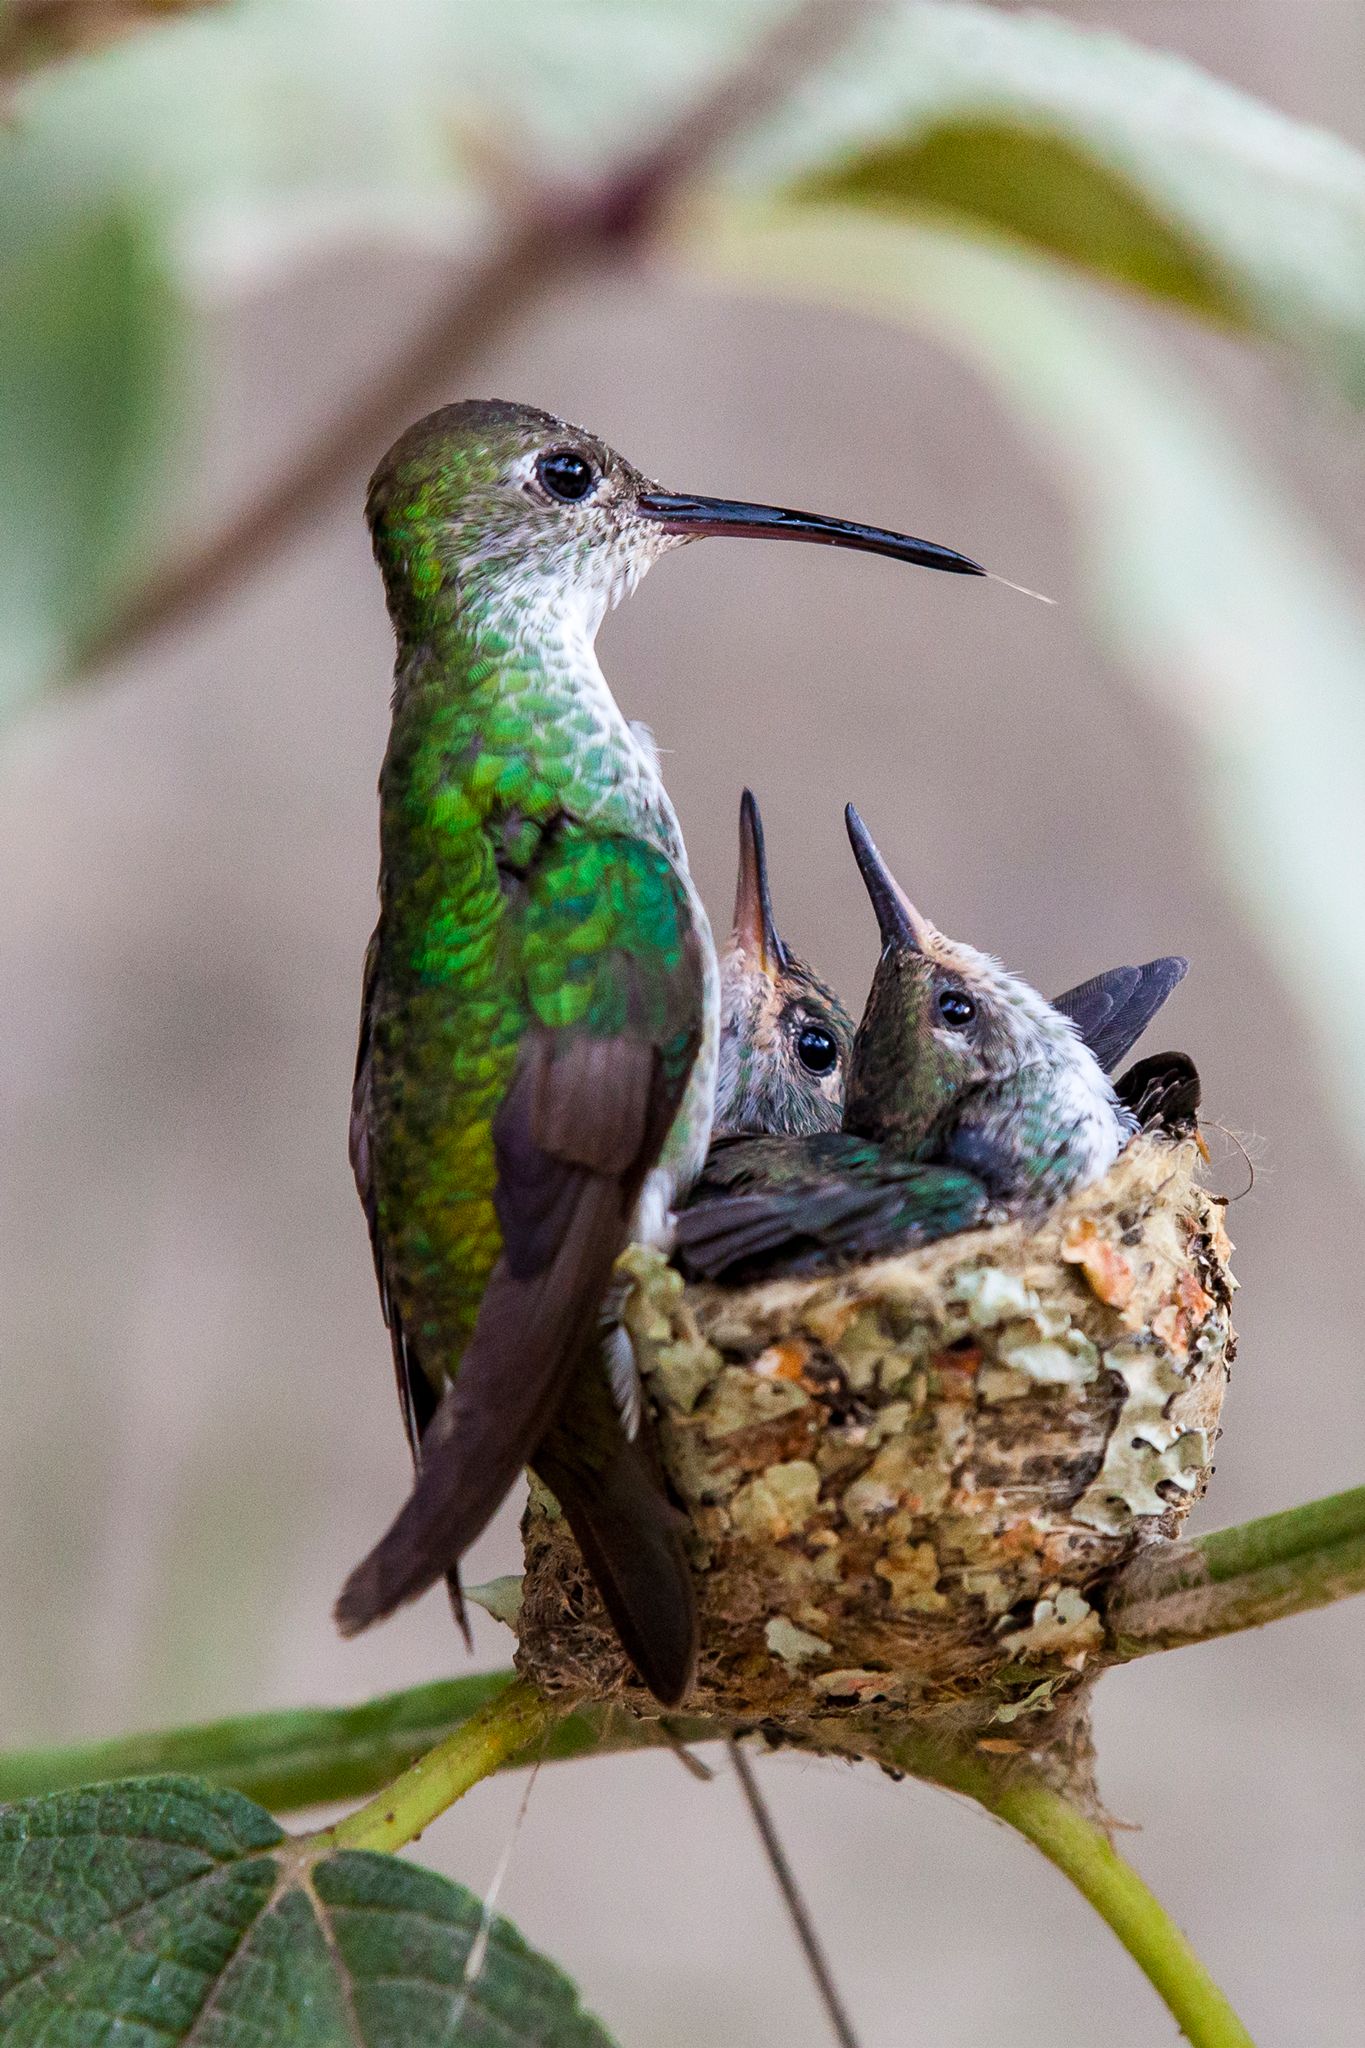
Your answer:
(698, 205), (1365, 1160)
(731, 0), (1365, 401)
(0, 197), (174, 710)
(0, 1775), (618, 2047)
(799, 121), (1241, 327)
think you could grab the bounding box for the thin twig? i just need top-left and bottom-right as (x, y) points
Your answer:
(727, 1734), (862, 2048)
(80, 0), (880, 677)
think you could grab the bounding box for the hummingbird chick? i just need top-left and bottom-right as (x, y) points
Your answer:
(336, 400), (991, 1703)
(715, 790), (854, 1138)
(677, 809), (1182, 1285)
(714, 790), (1185, 1134)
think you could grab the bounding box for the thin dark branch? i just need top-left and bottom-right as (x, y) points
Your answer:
(80, 0), (880, 677)
(727, 1735), (863, 2048)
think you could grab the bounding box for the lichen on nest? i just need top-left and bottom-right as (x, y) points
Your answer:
(517, 1136), (1235, 1747)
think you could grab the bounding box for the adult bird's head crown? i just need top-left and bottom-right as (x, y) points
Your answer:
(366, 398), (987, 641)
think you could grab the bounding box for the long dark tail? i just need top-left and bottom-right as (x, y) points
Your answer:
(534, 1418), (698, 1710)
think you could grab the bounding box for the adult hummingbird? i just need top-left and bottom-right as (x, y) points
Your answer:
(335, 400), (991, 1703)
(715, 789), (854, 1138)
(677, 808), (1137, 1283)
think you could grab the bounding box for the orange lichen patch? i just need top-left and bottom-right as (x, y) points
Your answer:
(989, 1517), (1053, 1564)
(977, 1737), (1023, 1755)
(752, 1338), (810, 1383)
(1152, 1273), (1214, 1361)
(1061, 1216), (1136, 1311)
(1178, 1271), (1213, 1321)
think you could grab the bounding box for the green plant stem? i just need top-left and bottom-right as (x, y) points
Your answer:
(812, 1719), (1253, 2047)
(0, 1481), (1356, 2039)
(0, 1669), (713, 1813)
(986, 1780), (1254, 2048)
(318, 1678), (565, 1856)
(1109, 1483), (1365, 1657)
(0, 1672), (511, 1810)
(0, 1675), (1257, 2037)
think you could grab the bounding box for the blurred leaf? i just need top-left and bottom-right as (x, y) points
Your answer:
(801, 122), (1241, 326)
(0, 1775), (618, 2046)
(0, 198), (174, 710)
(732, 0), (1365, 401)
(4, 0), (781, 272)
(11, 0), (1360, 381)
(698, 205), (1365, 1157)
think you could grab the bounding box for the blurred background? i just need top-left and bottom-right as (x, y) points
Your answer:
(1, 3), (1363, 2043)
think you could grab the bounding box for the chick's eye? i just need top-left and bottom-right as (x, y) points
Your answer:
(937, 988), (977, 1029)
(795, 1024), (839, 1076)
(536, 449), (597, 502)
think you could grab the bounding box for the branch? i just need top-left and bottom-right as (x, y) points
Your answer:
(984, 1778), (1254, 2048)
(2, 1481), (1357, 2039)
(831, 1724), (1249, 2047)
(1107, 1483), (1365, 1659)
(2, 1484), (1361, 1813)
(316, 1676), (563, 1856)
(79, 0), (877, 677)
(0, 1668), (1258, 2039)
(0, 1668), (713, 1812)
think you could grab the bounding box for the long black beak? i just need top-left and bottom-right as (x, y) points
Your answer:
(637, 492), (985, 578)
(734, 789), (788, 976)
(845, 805), (931, 952)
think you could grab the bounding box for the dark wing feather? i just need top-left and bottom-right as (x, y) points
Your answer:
(1114, 1050), (1201, 1135)
(337, 1028), (677, 1635)
(1053, 958), (1188, 1074)
(1050, 965), (1138, 1057)
(535, 1350), (698, 1707)
(350, 928), (437, 1456)
(676, 1135), (992, 1283)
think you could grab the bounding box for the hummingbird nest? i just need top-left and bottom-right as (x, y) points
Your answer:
(516, 1134), (1235, 1755)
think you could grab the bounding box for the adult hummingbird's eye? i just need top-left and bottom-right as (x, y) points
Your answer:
(795, 1024), (839, 1075)
(937, 987), (977, 1029)
(537, 449), (597, 502)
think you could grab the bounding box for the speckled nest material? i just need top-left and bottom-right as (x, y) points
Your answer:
(517, 1136), (1235, 1736)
